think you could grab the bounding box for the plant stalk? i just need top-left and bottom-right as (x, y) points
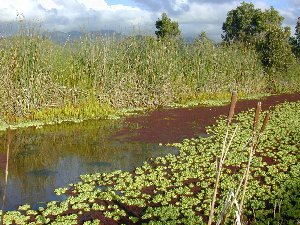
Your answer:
(1, 128), (13, 225)
(208, 91), (238, 225)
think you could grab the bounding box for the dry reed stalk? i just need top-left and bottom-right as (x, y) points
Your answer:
(217, 190), (234, 225)
(260, 112), (270, 134)
(1, 128), (13, 225)
(220, 91), (238, 165)
(239, 102), (261, 214)
(228, 91), (238, 124)
(217, 170), (247, 225)
(253, 102), (261, 133)
(218, 110), (270, 225)
(208, 91), (238, 225)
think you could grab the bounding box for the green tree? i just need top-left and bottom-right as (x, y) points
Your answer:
(193, 31), (214, 48)
(258, 25), (294, 72)
(155, 13), (181, 39)
(296, 17), (300, 43)
(195, 31), (210, 43)
(222, 2), (262, 43)
(222, 2), (284, 44)
(222, 2), (294, 74)
(290, 17), (300, 57)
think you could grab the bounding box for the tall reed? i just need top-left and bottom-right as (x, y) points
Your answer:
(0, 26), (278, 123)
(208, 91), (238, 225)
(209, 95), (270, 224)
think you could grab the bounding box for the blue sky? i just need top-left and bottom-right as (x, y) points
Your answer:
(263, 0), (286, 7)
(106, 0), (135, 5)
(0, 0), (299, 40)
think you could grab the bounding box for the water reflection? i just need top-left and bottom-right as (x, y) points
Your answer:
(0, 119), (178, 210)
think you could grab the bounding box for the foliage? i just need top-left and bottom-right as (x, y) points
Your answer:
(222, 2), (283, 43)
(194, 31), (213, 46)
(0, 27), (272, 125)
(257, 25), (295, 72)
(1, 101), (299, 224)
(296, 18), (300, 43)
(155, 13), (181, 39)
(222, 2), (296, 84)
(290, 17), (300, 57)
(266, 60), (300, 93)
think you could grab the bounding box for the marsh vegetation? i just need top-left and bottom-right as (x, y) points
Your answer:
(0, 18), (299, 127)
(0, 100), (299, 224)
(0, 3), (299, 128)
(0, 2), (299, 224)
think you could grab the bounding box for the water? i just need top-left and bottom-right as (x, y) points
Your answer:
(0, 119), (178, 210)
(1, 93), (298, 211)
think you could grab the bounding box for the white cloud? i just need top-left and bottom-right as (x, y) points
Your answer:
(0, 0), (38, 20)
(0, 0), (153, 34)
(250, 0), (270, 10)
(173, 0), (188, 11)
(37, 0), (63, 10)
(0, 0), (299, 40)
(171, 1), (241, 39)
(77, 0), (108, 10)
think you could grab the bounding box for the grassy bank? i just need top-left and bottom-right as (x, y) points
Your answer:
(1, 29), (300, 127)
(0, 91), (270, 131)
(0, 100), (299, 224)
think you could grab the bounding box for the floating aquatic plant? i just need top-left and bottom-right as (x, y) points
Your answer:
(0, 101), (299, 224)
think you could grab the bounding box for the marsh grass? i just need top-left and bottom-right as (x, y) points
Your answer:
(0, 27), (270, 124)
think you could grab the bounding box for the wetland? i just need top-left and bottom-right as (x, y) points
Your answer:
(0, 93), (299, 224)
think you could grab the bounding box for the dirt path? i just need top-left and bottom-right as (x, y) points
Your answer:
(113, 93), (300, 143)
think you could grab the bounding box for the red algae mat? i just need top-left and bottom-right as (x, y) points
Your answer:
(113, 93), (300, 144)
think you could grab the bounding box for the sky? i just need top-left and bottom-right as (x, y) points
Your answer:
(0, 0), (299, 40)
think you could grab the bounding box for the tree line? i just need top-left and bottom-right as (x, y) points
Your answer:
(155, 2), (300, 75)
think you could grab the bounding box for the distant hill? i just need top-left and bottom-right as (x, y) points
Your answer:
(43, 30), (122, 44)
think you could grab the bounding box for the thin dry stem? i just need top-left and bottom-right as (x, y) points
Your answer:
(260, 112), (270, 134)
(217, 190), (235, 225)
(222, 126), (239, 164)
(217, 103), (270, 224)
(208, 125), (238, 225)
(1, 128), (13, 225)
(240, 102), (263, 215)
(239, 143), (254, 214)
(253, 102), (261, 133)
(221, 128), (230, 161)
(208, 91), (239, 225)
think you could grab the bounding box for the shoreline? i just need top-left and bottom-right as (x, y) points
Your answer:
(0, 92), (274, 132)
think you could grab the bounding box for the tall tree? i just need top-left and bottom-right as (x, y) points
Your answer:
(155, 13), (181, 39)
(222, 2), (284, 44)
(258, 25), (294, 71)
(290, 17), (300, 57)
(222, 2), (294, 73)
(296, 17), (300, 43)
(222, 2), (261, 42)
(193, 31), (213, 48)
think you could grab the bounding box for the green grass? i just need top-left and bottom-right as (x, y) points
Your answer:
(1, 101), (299, 224)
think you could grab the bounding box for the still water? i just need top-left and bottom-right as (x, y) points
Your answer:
(0, 119), (178, 210)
